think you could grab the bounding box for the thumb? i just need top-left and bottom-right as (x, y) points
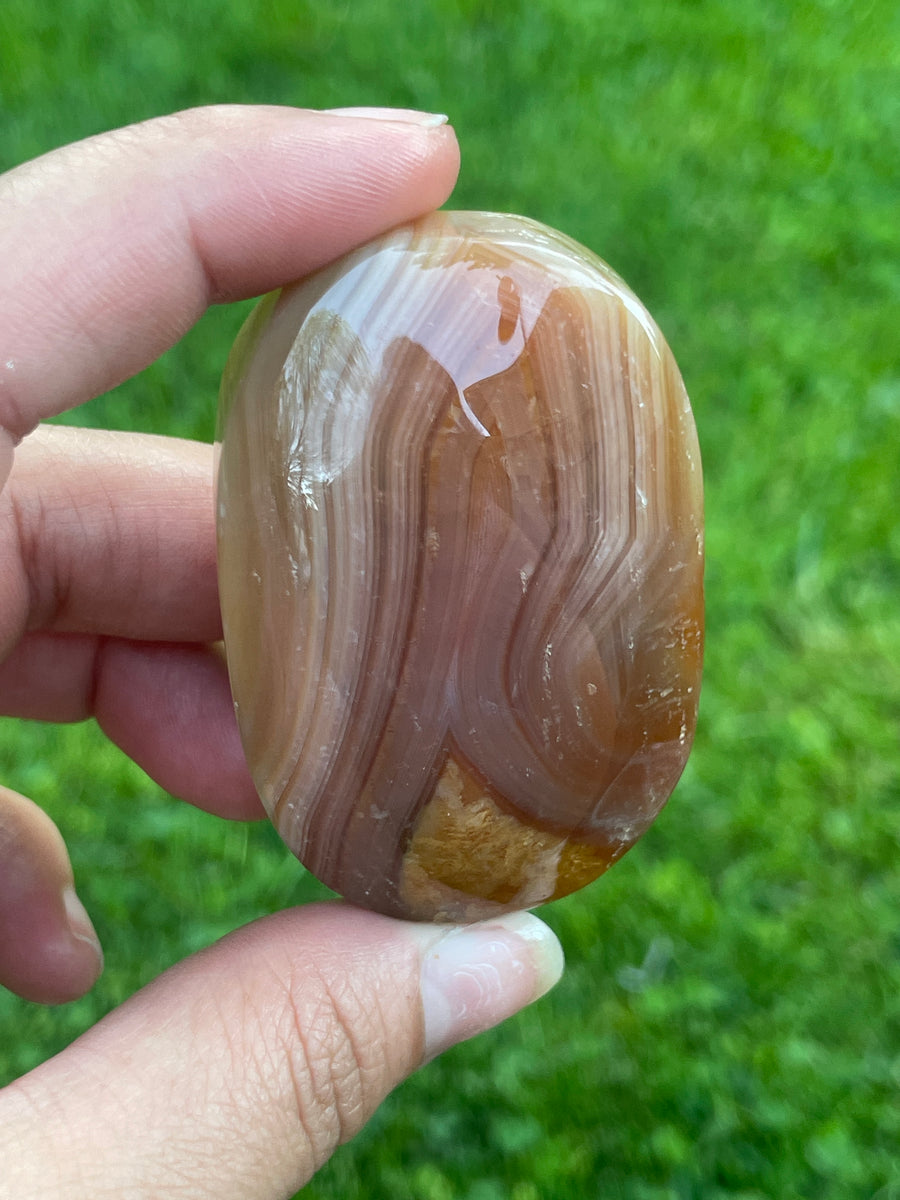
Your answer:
(1, 902), (563, 1199)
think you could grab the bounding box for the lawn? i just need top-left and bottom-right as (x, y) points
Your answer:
(1, 1), (899, 1196)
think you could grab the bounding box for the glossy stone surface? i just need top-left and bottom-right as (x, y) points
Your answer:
(217, 212), (703, 921)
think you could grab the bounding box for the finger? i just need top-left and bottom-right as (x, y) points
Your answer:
(0, 786), (103, 1004)
(1, 426), (220, 655)
(0, 904), (563, 1198)
(0, 105), (459, 438)
(0, 634), (262, 819)
(0, 425), (262, 817)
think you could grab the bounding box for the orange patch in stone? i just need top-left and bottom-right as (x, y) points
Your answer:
(398, 756), (614, 921)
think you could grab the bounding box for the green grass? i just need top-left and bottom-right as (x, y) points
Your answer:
(2, 0), (899, 1196)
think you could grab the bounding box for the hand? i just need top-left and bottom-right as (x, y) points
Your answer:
(0, 106), (564, 1198)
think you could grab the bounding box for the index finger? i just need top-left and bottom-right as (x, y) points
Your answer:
(0, 104), (459, 443)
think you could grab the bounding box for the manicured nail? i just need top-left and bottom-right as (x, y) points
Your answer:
(62, 885), (103, 968)
(325, 106), (449, 128)
(419, 912), (564, 1060)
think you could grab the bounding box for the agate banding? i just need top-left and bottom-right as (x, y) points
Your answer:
(216, 212), (704, 922)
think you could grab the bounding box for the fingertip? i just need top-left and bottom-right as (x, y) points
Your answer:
(208, 104), (461, 296)
(415, 911), (565, 1061)
(166, 102), (462, 302)
(2, 888), (104, 1008)
(1, 103), (463, 429)
(36, 888), (104, 1007)
(499, 910), (567, 1001)
(0, 787), (104, 1005)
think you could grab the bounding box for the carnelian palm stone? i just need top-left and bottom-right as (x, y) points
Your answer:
(216, 212), (703, 922)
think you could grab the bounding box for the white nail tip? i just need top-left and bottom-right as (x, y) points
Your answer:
(419, 913), (563, 1059)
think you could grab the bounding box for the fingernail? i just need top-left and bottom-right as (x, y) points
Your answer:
(62, 885), (104, 967)
(420, 912), (564, 1060)
(325, 106), (449, 128)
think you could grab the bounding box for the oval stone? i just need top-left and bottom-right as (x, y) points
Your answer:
(216, 212), (704, 921)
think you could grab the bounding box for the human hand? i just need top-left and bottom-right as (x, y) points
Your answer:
(0, 107), (564, 1198)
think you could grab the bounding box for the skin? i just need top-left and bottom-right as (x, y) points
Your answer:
(0, 107), (563, 1199)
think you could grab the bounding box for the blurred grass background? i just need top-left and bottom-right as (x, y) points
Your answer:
(1, 0), (898, 1196)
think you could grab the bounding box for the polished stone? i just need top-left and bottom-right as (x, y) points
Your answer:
(217, 212), (704, 921)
